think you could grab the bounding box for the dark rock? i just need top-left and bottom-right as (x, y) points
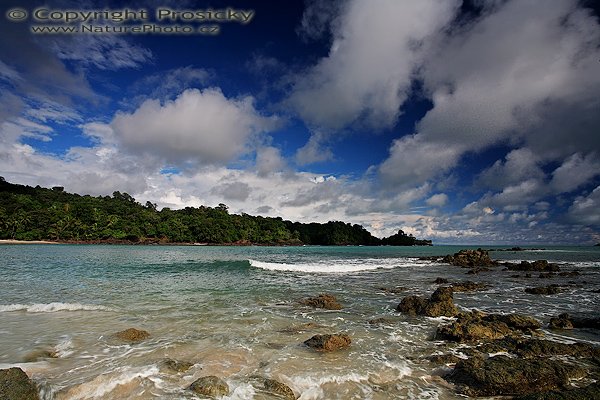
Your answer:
(467, 267), (491, 274)
(188, 376), (229, 397)
(445, 355), (587, 396)
(377, 287), (406, 294)
(436, 311), (541, 342)
(162, 358), (194, 373)
(0, 368), (39, 400)
(279, 322), (320, 334)
(396, 287), (458, 317)
(539, 272), (556, 279)
(442, 249), (497, 268)
(112, 328), (150, 342)
(428, 353), (462, 364)
(300, 294), (342, 310)
(476, 337), (600, 359)
(303, 334), (351, 352)
(451, 281), (488, 292)
(433, 277), (449, 284)
(263, 378), (296, 399)
(548, 313), (600, 330)
(514, 382), (600, 400)
(525, 285), (562, 295)
(507, 260), (560, 272)
(559, 271), (581, 277)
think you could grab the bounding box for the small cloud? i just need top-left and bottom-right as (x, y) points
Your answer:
(425, 193), (448, 207)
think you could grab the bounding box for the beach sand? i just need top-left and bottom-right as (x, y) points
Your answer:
(0, 239), (58, 245)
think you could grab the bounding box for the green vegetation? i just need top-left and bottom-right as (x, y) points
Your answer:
(0, 177), (432, 246)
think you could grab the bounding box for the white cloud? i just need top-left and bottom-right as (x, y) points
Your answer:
(295, 132), (334, 166)
(568, 186), (600, 225)
(255, 146), (286, 176)
(477, 148), (545, 190)
(550, 152), (600, 194)
(426, 193), (448, 207)
(111, 88), (279, 166)
(50, 35), (153, 70)
(288, 0), (461, 130)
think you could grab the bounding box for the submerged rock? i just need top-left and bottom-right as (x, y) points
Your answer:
(548, 313), (600, 330)
(445, 355), (587, 396)
(451, 281), (488, 292)
(377, 286), (406, 294)
(303, 334), (351, 352)
(436, 311), (541, 342)
(299, 294), (342, 310)
(397, 287), (458, 317)
(0, 367), (40, 400)
(433, 277), (449, 284)
(442, 249), (497, 268)
(263, 378), (296, 399)
(525, 285), (562, 295)
(188, 376), (229, 397)
(162, 358), (194, 373)
(112, 328), (150, 342)
(506, 260), (560, 272)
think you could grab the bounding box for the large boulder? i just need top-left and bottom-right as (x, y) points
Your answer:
(445, 355), (587, 397)
(397, 287), (458, 317)
(442, 249), (496, 268)
(436, 312), (541, 342)
(303, 334), (351, 352)
(0, 367), (40, 400)
(112, 328), (150, 343)
(300, 294), (342, 310)
(188, 376), (229, 397)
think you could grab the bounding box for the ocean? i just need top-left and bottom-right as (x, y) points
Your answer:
(0, 244), (598, 399)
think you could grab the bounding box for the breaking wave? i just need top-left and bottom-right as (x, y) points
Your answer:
(0, 302), (112, 313)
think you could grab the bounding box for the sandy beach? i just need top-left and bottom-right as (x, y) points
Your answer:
(0, 239), (58, 245)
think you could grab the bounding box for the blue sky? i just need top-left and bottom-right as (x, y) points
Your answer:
(1, 0), (599, 244)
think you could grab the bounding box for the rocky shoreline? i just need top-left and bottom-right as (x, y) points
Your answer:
(1, 248), (598, 399)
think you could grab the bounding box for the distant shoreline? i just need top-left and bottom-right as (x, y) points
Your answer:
(0, 239), (59, 245)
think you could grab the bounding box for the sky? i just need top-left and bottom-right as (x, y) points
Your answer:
(0, 0), (599, 244)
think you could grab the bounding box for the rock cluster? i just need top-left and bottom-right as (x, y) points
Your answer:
(396, 287), (458, 317)
(299, 294), (342, 310)
(435, 311), (541, 342)
(506, 260), (560, 272)
(442, 249), (497, 269)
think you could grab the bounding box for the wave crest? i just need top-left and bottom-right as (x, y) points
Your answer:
(249, 258), (415, 273)
(0, 302), (112, 313)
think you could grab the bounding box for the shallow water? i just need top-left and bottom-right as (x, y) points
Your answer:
(0, 245), (599, 399)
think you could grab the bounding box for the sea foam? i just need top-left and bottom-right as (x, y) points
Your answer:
(249, 258), (416, 273)
(0, 302), (111, 313)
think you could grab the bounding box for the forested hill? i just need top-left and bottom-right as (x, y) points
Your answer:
(0, 178), (432, 246)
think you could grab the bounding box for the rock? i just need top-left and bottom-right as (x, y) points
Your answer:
(539, 272), (556, 278)
(549, 313), (574, 330)
(112, 328), (150, 342)
(433, 277), (449, 284)
(451, 281), (488, 292)
(22, 349), (59, 362)
(0, 367), (40, 400)
(300, 294), (342, 310)
(428, 353), (462, 364)
(445, 355), (587, 396)
(514, 382), (600, 400)
(467, 267), (491, 274)
(368, 317), (396, 325)
(436, 312), (541, 342)
(303, 334), (351, 352)
(188, 376), (230, 397)
(548, 313), (600, 330)
(396, 287), (458, 317)
(279, 322), (320, 334)
(377, 287), (406, 294)
(559, 271), (580, 277)
(525, 285), (562, 295)
(263, 378), (296, 399)
(476, 337), (600, 359)
(507, 260), (560, 272)
(162, 358), (194, 373)
(442, 249), (497, 268)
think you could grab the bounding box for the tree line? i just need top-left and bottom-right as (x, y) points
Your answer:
(0, 177), (432, 246)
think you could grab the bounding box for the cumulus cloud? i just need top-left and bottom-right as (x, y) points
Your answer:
(111, 88), (279, 165)
(288, 0), (461, 130)
(380, 0), (600, 185)
(255, 146), (286, 176)
(295, 132), (334, 166)
(426, 193), (448, 207)
(212, 182), (251, 202)
(477, 148), (545, 191)
(550, 152), (600, 194)
(568, 186), (600, 226)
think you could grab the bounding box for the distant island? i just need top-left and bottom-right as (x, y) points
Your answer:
(0, 177), (432, 246)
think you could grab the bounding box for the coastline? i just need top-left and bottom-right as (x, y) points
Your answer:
(0, 239), (59, 245)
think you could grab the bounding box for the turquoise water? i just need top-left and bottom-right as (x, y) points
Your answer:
(0, 245), (599, 399)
